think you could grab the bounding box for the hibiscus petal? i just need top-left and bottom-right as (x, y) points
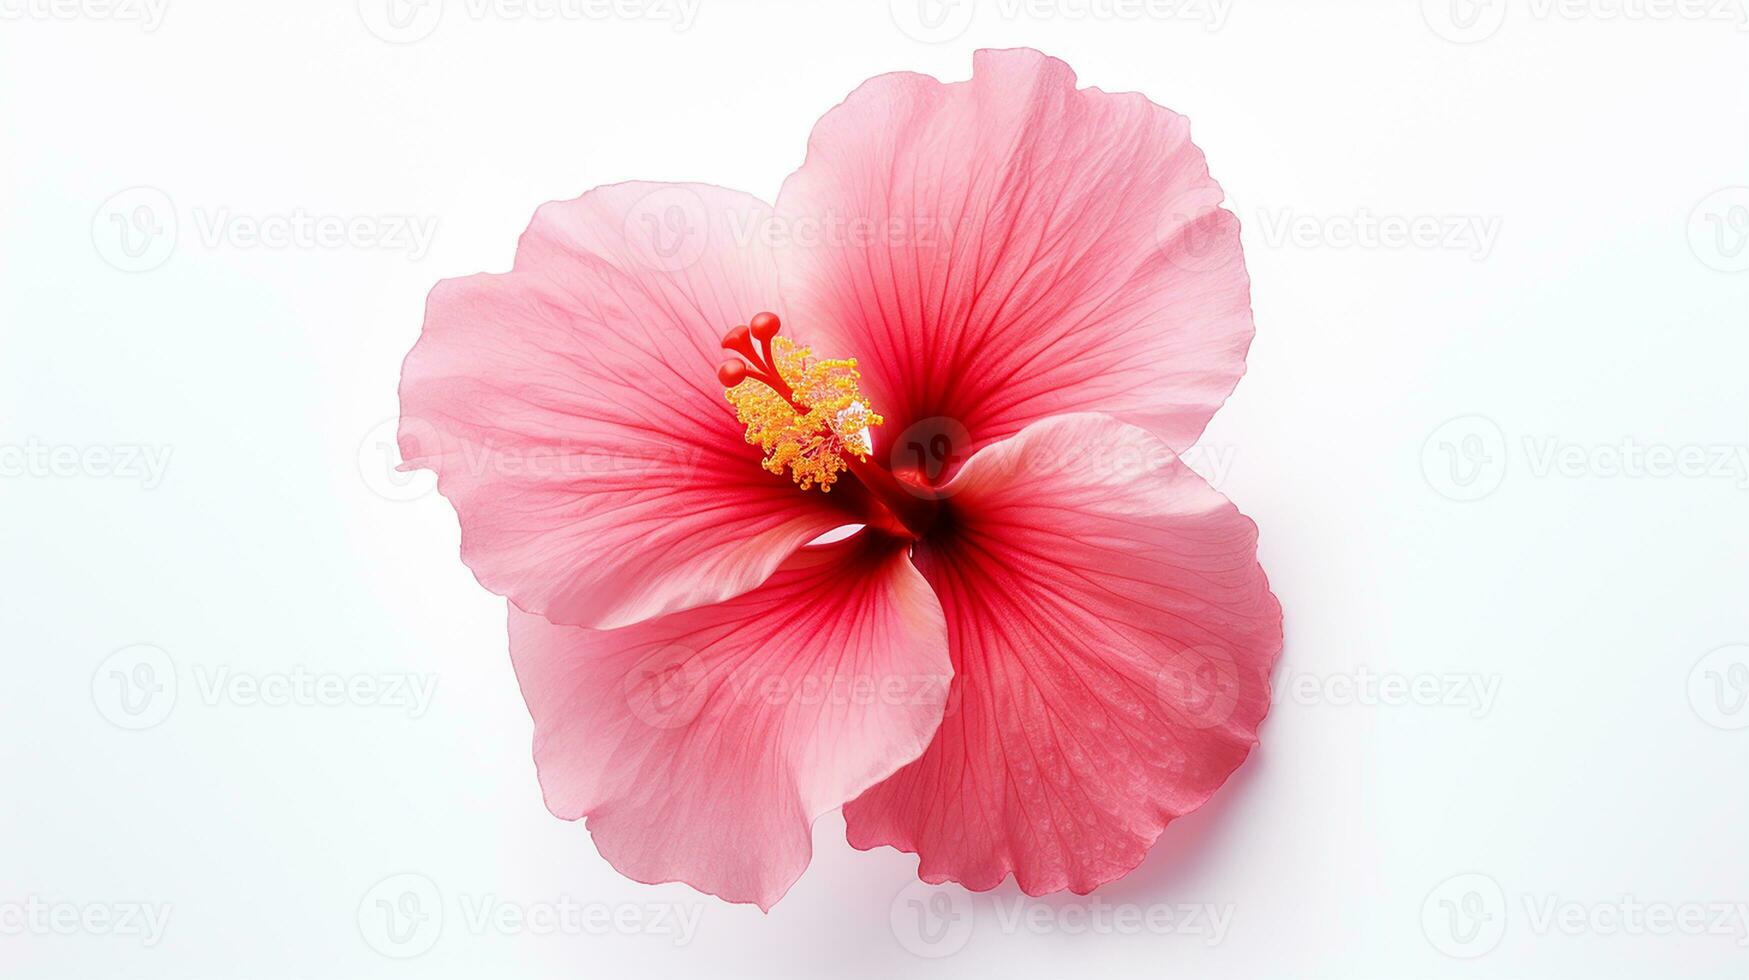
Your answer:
(508, 532), (952, 911)
(399, 182), (860, 630)
(774, 48), (1253, 467)
(843, 414), (1281, 894)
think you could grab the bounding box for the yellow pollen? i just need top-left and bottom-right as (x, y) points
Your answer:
(725, 337), (883, 491)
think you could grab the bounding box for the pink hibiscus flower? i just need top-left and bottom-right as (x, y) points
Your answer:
(398, 48), (1282, 911)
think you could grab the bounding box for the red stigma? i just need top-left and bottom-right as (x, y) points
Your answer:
(750, 311), (781, 341)
(719, 313), (793, 402)
(721, 324), (758, 362)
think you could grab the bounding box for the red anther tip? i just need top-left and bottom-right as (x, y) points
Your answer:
(749, 312), (781, 341)
(717, 359), (748, 387)
(722, 324), (752, 350)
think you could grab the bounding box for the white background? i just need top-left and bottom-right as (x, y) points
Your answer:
(3, 0), (1747, 976)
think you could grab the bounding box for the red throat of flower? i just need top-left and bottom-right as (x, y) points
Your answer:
(718, 312), (937, 538)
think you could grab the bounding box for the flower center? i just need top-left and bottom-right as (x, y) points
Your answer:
(718, 312), (883, 492)
(718, 312), (937, 537)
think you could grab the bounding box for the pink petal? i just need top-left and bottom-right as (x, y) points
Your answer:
(399, 182), (860, 630)
(844, 414), (1282, 895)
(508, 532), (952, 911)
(774, 48), (1253, 468)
